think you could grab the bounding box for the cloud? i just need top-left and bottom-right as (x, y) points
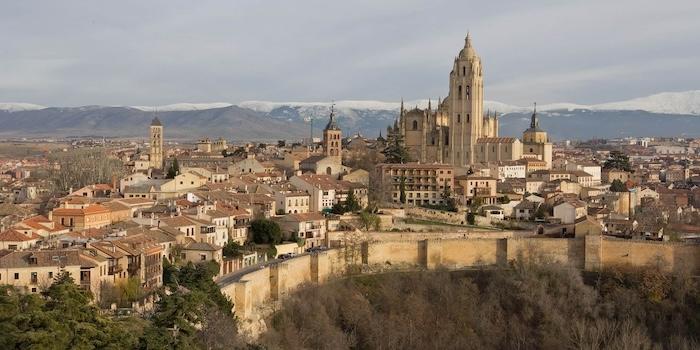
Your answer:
(0, 0), (698, 106)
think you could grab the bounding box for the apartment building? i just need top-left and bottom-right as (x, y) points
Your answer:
(376, 163), (454, 206)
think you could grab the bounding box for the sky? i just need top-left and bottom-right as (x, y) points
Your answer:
(1, 0), (699, 107)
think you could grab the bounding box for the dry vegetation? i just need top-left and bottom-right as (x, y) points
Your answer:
(0, 142), (68, 158)
(259, 263), (699, 350)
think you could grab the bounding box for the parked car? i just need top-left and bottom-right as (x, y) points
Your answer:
(305, 246), (327, 253)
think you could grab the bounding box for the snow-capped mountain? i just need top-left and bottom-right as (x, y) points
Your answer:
(130, 102), (234, 112)
(0, 103), (47, 112)
(239, 90), (700, 116)
(1, 91), (699, 140)
(592, 91), (700, 115)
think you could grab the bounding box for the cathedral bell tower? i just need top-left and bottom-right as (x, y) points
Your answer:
(448, 32), (484, 167)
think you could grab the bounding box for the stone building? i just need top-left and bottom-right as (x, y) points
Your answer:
(399, 33), (495, 166)
(323, 106), (342, 159)
(521, 104), (553, 167)
(149, 117), (164, 169)
(299, 107), (347, 178)
(377, 163), (454, 206)
(399, 34), (552, 169)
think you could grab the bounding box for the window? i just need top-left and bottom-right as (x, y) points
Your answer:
(467, 114), (470, 123)
(14, 273), (19, 280)
(462, 66), (466, 76)
(457, 114), (460, 123)
(412, 120), (418, 130)
(458, 85), (462, 99)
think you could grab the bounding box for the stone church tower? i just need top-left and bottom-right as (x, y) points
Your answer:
(522, 104), (553, 168)
(400, 33), (498, 167)
(322, 105), (342, 159)
(149, 117), (164, 169)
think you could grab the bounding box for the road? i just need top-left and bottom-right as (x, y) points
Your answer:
(216, 258), (280, 287)
(216, 251), (318, 287)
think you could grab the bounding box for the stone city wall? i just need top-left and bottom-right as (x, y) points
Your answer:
(222, 235), (700, 320)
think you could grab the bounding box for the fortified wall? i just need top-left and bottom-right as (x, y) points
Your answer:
(221, 236), (700, 320)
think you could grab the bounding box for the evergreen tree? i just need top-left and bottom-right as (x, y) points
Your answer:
(250, 218), (283, 244)
(399, 176), (407, 204)
(610, 179), (628, 192)
(330, 202), (347, 215)
(604, 150), (631, 172)
(344, 190), (361, 212)
(382, 127), (411, 164)
(167, 157), (180, 178)
(441, 179), (457, 212)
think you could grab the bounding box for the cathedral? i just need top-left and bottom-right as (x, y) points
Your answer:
(395, 33), (552, 169)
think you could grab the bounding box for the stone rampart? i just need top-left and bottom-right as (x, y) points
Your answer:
(223, 235), (699, 320)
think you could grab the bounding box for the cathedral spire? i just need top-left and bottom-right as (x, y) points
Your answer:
(400, 98), (404, 116)
(465, 31), (472, 48)
(428, 99), (432, 111)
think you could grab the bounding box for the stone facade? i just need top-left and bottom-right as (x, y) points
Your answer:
(149, 117), (163, 169)
(221, 236), (700, 322)
(399, 34), (552, 169)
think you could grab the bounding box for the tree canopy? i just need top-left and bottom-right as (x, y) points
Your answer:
(250, 218), (283, 244)
(603, 150), (631, 172)
(610, 178), (628, 192)
(382, 129), (411, 164)
(0, 272), (142, 349)
(167, 158), (180, 179)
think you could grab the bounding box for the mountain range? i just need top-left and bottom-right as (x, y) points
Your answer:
(1, 90), (699, 141)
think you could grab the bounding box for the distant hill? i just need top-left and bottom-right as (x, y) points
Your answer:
(1, 90), (699, 140)
(0, 106), (310, 141)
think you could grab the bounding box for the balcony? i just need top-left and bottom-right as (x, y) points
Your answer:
(108, 265), (123, 275)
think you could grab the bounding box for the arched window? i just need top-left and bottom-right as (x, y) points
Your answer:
(466, 85), (470, 98)
(326, 167), (332, 175)
(466, 114), (470, 123)
(462, 66), (466, 76)
(458, 85), (462, 99)
(457, 114), (461, 123)
(412, 120), (418, 130)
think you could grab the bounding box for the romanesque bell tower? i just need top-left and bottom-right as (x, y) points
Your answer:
(322, 105), (342, 159)
(149, 117), (164, 169)
(448, 32), (484, 167)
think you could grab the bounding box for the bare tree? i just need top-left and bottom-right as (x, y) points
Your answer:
(49, 148), (126, 193)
